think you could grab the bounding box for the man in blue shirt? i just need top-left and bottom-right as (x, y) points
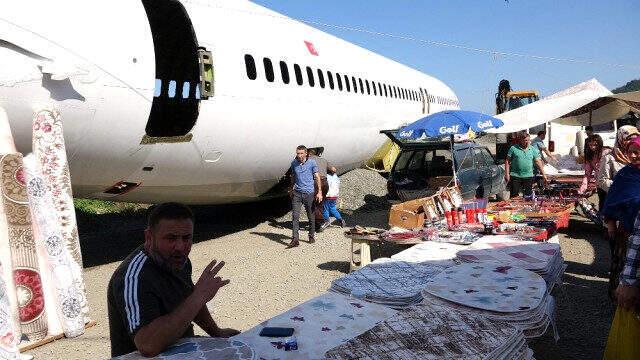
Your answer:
(288, 145), (323, 248)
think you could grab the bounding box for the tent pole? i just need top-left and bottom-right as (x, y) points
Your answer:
(450, 134), (457, 187)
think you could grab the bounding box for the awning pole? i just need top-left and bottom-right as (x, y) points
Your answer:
(450, 134), (457, 187)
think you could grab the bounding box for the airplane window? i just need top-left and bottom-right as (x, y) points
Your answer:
(378, 82), (382, 96)
(317, 69), (325, 88)
(393, 86), (397, 98)
(336, 72), (343, 90)
(279, 61), (290, 84)
(327, 71), (334, 89)
(359, 78), (364, 94)
(402, 88), (406, 100)
(344, 74), (351, 92)
(263, 58), (274, 82)
(384, 84), (388, 97)
(245, 54), (257, 80)
(365, 80), (371, 95)
(352, 76), (358, 93)
(372, 81), (377, 96)
(306, 66), (315, 87)
(294, 64), (303, 85)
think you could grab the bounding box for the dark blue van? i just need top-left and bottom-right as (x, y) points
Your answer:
(382, 131), (506, 201)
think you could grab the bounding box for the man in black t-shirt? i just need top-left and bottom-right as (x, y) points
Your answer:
(107, 203), (239, 357)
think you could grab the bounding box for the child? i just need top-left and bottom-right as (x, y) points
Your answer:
(321, 167), (346, 230)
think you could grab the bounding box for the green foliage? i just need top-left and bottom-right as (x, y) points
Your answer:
(74, 199), (148, 215)
(612, 79), (640, 94)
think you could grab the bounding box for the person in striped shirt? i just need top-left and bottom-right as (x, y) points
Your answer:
(107, 203), (239, 357)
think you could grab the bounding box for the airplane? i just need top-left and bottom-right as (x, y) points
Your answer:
(0, 0), (460, 204)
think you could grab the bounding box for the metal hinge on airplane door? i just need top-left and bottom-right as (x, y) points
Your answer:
(198, 47), (214, 98)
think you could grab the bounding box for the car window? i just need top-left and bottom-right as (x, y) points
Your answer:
(473, 148), (487, 167)
(481, 148), (496, 166)
(457, 148), (474, 170)
(394, 151), (414, 172)
(407, 150), (425, 171)
(424, 149), (453, 176)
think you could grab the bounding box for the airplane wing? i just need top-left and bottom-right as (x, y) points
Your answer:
(486, 78), (640, 133)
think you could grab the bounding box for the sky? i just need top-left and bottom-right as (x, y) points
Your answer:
(251, 0), (640, 114)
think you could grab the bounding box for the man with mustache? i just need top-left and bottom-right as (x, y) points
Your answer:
(107, 203), (239, 357)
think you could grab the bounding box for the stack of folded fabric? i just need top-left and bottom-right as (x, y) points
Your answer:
(324, 304), (533, 360)
(329, 260), (448, 308)
(390, 241), (466, 265)
(455, 235), (566, 289)
(421, 263), (556, 339)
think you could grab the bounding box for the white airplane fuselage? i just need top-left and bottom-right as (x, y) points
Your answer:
(0, 0), (459, 204)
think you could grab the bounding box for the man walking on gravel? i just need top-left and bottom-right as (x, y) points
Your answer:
(289, 145), (323, 248)
(107, 203), (239, 357)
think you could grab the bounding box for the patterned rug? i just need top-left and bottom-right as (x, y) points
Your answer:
(1, 153), (48, 341)
(24, 154), (84, 337)
(324, 304), (532, 360)
(32, 109), (89, 321)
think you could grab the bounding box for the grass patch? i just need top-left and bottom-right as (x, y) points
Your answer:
(74, 199), (149, 215)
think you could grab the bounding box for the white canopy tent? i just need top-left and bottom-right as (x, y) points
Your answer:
(486, 79), (640, 133)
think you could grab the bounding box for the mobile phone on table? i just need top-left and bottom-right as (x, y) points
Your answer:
(259, 327), (295, 337)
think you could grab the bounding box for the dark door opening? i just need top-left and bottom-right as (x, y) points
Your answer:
(141, 0), (200, 137)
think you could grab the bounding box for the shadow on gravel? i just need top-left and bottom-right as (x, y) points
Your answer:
(529, 216), (615, 360)
(317, 261), (350, 274)
(342, 194), (391, 230)
(78, 197), (291, 268)
(250, 231), (290, 246)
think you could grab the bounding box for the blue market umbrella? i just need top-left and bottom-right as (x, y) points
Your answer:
(397, 110), (504, 186)
(398, 110), (504, 139)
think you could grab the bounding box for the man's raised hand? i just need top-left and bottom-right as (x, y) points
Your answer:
(194, 260), (230, 303)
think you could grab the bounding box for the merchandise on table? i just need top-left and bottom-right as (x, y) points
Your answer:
(422, 288), (557, 339)
(324, 304), (533, 360)
(113, 337), (256, 360)
(455, 236), (566, 289)
(233, 292), (397, 360)
(423, 263), (547, 313)
(390, 241), (467, 264)
(330, 260), (449, 308)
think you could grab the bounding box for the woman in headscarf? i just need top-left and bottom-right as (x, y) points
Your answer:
(598, 125), (640, 194)
(602, 131), (640, 297)
(579, 134), (609, 209)
(603, 136), (640, 360)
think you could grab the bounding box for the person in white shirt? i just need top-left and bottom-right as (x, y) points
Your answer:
(320, 167), (346, 230)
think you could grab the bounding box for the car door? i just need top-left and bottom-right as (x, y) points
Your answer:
(454, 146), (478, 200)
(473, 147), (492, 197)
(480, 147), (504, 195)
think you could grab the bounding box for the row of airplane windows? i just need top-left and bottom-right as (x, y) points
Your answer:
(243, 54), (459, 107)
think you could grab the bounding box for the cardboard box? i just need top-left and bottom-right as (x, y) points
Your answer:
(388, 199), (426, 229)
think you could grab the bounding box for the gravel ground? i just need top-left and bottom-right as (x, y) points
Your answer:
(28, 170), (614, 359)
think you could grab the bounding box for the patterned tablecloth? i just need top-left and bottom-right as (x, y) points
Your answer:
(423, 263), (547, 313)
(324, 304), (532, 360)
(330, 260), (449, 308)
(233, 292), (397, 360)
(113, 337), (256, 360)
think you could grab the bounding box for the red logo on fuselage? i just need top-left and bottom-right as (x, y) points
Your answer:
(304, 41), (319, 56)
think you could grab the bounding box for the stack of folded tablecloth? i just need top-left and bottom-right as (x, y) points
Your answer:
(329, 260), (449, 308)
(390, 241), (466, 265)
(324, 303), (533, 360)
(455, 235), (566, 290)
(421, 263), (556, 339)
